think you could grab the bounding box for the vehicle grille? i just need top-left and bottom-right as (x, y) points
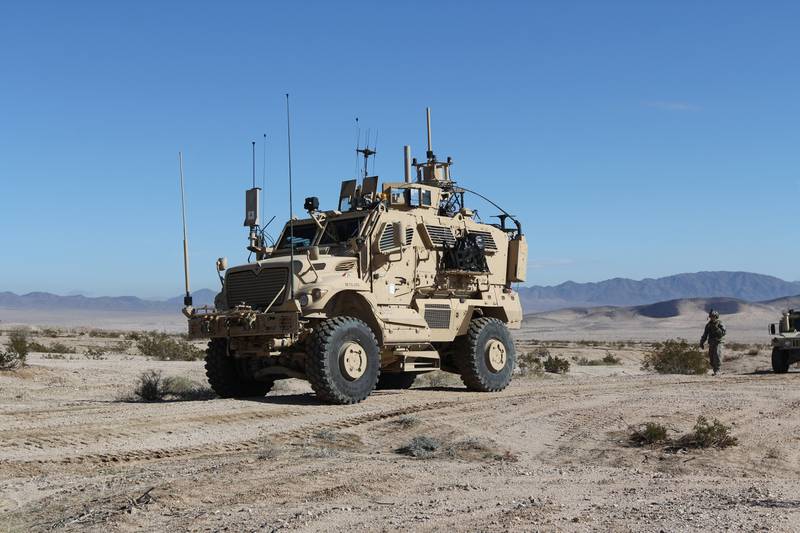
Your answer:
(424, 303), (451, 329)
(226, 268), (287, 310)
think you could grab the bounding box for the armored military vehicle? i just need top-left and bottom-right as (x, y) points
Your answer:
(769, 309), (800, 373)
(183, 109), (527, 404)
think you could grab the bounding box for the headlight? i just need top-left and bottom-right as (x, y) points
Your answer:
(311, 288), (328, 300)
(298, 293), (310, 306)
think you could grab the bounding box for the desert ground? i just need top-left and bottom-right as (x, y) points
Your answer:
(1, 320), (799, 532)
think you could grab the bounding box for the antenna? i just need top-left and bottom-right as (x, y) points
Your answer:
(426, 107), (433, 159)
(262, 133), (267, 213)
(285, 93), (295, 300)
(178, 152), (192, 308)
(251, 140), (256, 188)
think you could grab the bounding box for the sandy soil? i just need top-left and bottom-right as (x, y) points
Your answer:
(1, 328), (799, 532)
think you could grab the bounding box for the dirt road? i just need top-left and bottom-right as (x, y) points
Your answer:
(2, 348), (800, 532)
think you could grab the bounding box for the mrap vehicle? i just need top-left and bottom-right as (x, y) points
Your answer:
(184, 109), (527, 404)
(770, 309), (800, 373)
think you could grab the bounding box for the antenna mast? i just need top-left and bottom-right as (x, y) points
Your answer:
(178, 152), (192, 309)
(285, 93), (295, 301)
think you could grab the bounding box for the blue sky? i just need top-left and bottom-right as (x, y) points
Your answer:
(1, 1), (798, 298)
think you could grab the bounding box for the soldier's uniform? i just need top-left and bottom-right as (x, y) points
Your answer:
(700, 310), (726, 375)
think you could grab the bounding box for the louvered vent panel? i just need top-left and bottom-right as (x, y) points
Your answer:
(379, 224), (395, 252)
(468, 230), (498, 251)
(379, 223), (414, 252)
(335, 261), (356, 272)
(226, 268), (287, 309)
(424, 225), (456, 247)
(424, 303), (451, 329)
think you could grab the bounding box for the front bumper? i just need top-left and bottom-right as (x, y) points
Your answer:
(188, 308), (301, 340)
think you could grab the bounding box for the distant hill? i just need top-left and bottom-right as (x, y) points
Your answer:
(519, 271), (800, 312)
(0, 289), (217, 313)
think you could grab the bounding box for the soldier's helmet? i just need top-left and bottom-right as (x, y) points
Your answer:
(709, 309), (720, 319)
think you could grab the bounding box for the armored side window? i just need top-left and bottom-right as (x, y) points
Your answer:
(408, 188), (421, 207)
(389, 187), (406, 205)
(319, 216), (365, 246)
(276, 222), (317, 249)
(421, 189), (432, 207)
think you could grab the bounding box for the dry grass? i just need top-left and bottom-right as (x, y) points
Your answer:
(136, 332), (203, 361)
(130, 370), (215, 402)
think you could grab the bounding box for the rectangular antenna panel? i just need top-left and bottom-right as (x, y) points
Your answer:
(244, 187), (261, 227)
(338, 179), (357, 211)
(506, 236), (527, 283)
(361, 176), (378, 199)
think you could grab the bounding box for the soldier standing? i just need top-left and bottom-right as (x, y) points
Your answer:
(700, 309), (726, 375)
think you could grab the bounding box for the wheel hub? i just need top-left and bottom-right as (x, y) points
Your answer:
(485, 339), (507, 373)
(340, 341), (367, 380)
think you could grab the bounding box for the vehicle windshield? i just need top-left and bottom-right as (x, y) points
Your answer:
(276, 222), (317, 249)
(319, 216), (364, 246)
(791, 314), (800, 332)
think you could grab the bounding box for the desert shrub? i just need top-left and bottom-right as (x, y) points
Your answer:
(392, 415), (421, 429)
(111, 340), (133, 353)
(531, 346), (550, 358)
(747, 348), (760, 356)
(726, 342), (747, 352)
(6, 329), (30, 360)
(27, 341), (50, 352)
(126, 331), (142, 341)
(0, 350), (24, 370)
(47, 342), (76, 354)
(601, 351), (621, 364)
(134, 370), (170, 401)
(396, 436), (441, 459)
(40, 327), (60, 338)
(642, 339), (709, 375)
(136, 332), (203, 361)
(84, 347), (107, 359)
(629, 422), (669, 446)
(517, 351), (544, 376)
(543, 355), (570, 374)
(132, 370), (215, 402)
(164, 376), (216, 401)
(675, 416), (738, 449)
(722, 352), (743, 362)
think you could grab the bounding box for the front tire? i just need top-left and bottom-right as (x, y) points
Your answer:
(205, 339), (274, 398)
(456, 317), (515, 392)
(376, 373), (417, 390)
(772, 348), (790, 374)
(306, 317), (381, 404)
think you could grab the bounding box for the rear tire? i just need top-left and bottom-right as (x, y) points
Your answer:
(205, 338), (274, 398)
(376, 373), (417, 390)
(456, 317), (515, 392)
(772, 347), (790, 374)
(306, 317), (380, 404)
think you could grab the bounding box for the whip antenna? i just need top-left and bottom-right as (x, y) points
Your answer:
(178, 151), (192, 308)
(285, 93), (295, 300)
(251, 141), (256, 188)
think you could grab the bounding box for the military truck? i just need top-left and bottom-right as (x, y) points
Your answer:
(183, 109), (527, 404)
(769, 309), (800, 373)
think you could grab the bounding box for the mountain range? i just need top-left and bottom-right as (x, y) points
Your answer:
(0, 272), (797, 314)
(518, 271), (800, 312)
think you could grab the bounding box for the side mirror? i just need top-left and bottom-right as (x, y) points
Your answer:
(216, 257), (228, 272)
(769, 324), (776, 335)
(308, 246), (320, 261)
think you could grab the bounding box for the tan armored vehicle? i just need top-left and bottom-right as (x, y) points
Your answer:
(184, 110), (527, 404)
(769, 309), (800, 373)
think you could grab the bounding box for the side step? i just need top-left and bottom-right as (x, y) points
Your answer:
(398, 350), (440, 371)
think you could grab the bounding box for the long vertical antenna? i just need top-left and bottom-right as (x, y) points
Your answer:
(426, 107), (433, 159)
(178, 152), (192, 308)
(262, 133), (267, 216)
(285, 93), (295, 300)
(251, 141), (256, 188)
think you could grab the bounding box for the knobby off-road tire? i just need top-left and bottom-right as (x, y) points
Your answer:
(772, 347), (790, 374)
(456, 317), (515, 392)
(375, 372), (417, 390)
(205, 338), (274, 398)
(306, 316), (381, 404)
